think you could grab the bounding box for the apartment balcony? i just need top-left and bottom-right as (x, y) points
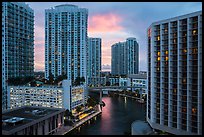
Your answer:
(179, 29), (188, 33)
(154, 28), (160, 32)
(179, 21), (187, 26)
(189, 20), (198, 25)
(179, 40), (187, 44)
(170, 26), (177, 29)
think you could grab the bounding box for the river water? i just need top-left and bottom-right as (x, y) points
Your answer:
(67, 93), (146, 135)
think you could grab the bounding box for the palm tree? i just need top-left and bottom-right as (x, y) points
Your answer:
(48, 73), (54, 84)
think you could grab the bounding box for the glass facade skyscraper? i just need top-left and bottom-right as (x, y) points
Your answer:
(87, 37), (101, 79)
(111, 38), (139, 75)
(2, 2), (34, 111)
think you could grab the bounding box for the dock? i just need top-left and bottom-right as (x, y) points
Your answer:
(53, 104), (102, 135)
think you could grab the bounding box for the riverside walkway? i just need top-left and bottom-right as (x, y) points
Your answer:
(115, 93), (145, 103)
(53, 105), (102, 135)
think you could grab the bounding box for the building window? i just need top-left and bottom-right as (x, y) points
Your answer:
(192, 108), (197, 114)
(192, 30), (197, 35)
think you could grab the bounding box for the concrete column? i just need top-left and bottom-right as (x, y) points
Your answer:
(99, 90), (102, 104)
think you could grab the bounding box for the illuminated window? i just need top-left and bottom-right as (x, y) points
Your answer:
(192, 108), (197, 114)
(192, 30), (197, 35)
(173, 39), (176, 43)
(173, 89), (177, 93)
(157, 57), (160, 61)
(192, 48), (197, 54)
(158, 52), (160, 56)
(183, 78), (186, 83)
(183, 49), (187, 53)
(165, 51), (168, 54)
(165, 29), (168, 32)
(166, 57), (168, 61)
(157, 36), (160, 41)
(157, 67), (160, 71)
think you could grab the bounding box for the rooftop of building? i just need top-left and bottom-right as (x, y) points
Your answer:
(128, 74), (147, 79)
(9, 84), (63, 89)
(2, 106), (65, 134)
(131, 120), (153, 135)
(46, 3), (87, 12)
(148, 10), (202, 28)
(88, 37), (102, 40)
(6, 2), (34, 12)
(126, 37), (137, 41)
(55, 4), (78, 8)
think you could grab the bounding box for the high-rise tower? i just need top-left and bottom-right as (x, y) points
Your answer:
(111, 38), (139, 75)
(147, 11), (202, 135)
(2, 2), (34, 111)
(87, 37), (101, 78)
(45, 4), (88, 84)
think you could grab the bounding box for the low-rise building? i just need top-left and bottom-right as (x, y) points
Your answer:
(119, 77), (130, 87)
(87, 77), (106, 87)
(8, 80), (86, 111)
(128, 74), (147, 93)
(109, 77), (120, 86)
(2, 106), (65, 135)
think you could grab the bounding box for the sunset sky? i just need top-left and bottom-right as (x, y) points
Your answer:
(26, 2), (202, 72)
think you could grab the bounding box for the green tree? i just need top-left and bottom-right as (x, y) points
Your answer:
(64, 109), (70, 117)
(76, 105), (82, 113)
(106, 81), (111, 86)
(30, 81), (37, 86)
(48, 73), (54, 84)
(80, 77), (85, 84)
(87, 96), (97, 107)
(7, 76), (34, 86)
(74, 77), (80, 86)
(54, 74), (67, 84)
(135, 89), (139, 93)
(74, 76), (85, 86)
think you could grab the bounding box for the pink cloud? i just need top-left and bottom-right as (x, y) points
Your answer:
(34, 46), (45, 71)
(34, 62), (44, 71)
(101, 36), (129, 66)
(34, 40), (44, 45)
(34, 25), (44, 44)
(88, 13), (123, 33)
(33, 13), (126, 71)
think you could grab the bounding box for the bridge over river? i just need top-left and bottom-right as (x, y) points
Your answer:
(88, 86), (144, 105)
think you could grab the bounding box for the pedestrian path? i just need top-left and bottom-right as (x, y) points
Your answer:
(53, 105), (102, 135)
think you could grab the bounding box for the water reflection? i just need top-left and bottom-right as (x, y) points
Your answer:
(67, 95), (145, 135)
(100, 96), (112, 134)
